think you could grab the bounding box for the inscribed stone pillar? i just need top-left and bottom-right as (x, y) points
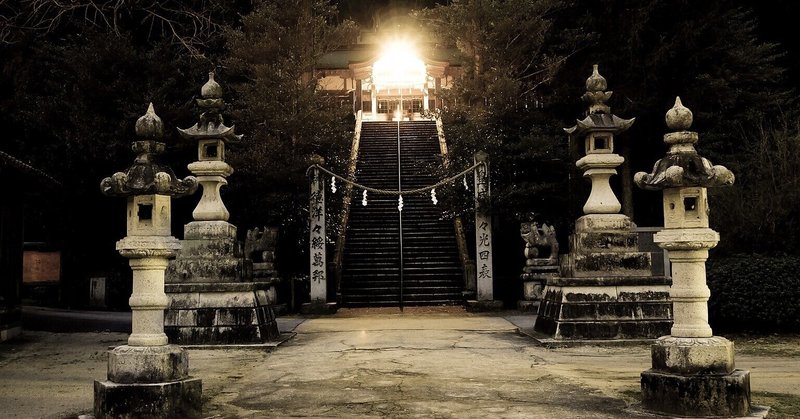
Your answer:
(473, 151), (493, 301)
(309, 155), (327, 302)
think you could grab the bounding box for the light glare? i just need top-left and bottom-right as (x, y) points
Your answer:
(372, 40), (426, 90)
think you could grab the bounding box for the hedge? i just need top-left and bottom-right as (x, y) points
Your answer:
(707, 255), (800, 333)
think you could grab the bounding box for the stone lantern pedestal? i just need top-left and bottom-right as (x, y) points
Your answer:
(635, 98), (749, 417)
(96, 104), (201, 418)
(95, 234), (202, 418)
(534, 66), (671, 340)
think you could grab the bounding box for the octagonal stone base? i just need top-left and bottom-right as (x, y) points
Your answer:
(641, 369), (750, 417)
(651, 336), (735, 375)
(107, 345), (188, 384)
(94, 377), (202, 419)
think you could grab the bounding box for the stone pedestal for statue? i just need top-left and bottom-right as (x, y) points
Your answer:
(165, 73), (277, 344)
(534, 66), (672, 340)
(95, 104), (201, 418)
(518, 222), (559, 312)
(636, 98), (749, 417)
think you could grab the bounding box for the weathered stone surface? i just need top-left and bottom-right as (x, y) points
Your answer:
(574, 214), (632, 232)
(548, 276), (671, 287)
(165, 289), (279, 344)
(534, 283), (672, 339)
(165, 281), (276, 294)
(574, 231), (638, 252)
(107, 345), (188, 384)
(94, 377), (202, 419)
(650, 336), (735, 375)
(183, 220), (236, 240)
(641, 369), (750, 417)
(568, 252), (651, 277)
(637, 98), (746, 417)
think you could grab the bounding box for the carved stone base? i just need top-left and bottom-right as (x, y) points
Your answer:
(534, 278), (672, 339)
(166, 221), (248, 283)
(561, 215), (653, 278)
(641, 368), (750, 417)
(94, 377), (202, 419)
(165, 285), (279, 344)
(651, 336), (735, 374)
(107, 345), (188, 384)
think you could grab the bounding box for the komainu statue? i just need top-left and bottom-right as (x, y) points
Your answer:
(520, 222), (559, 266)
(519, 221), (560, 311)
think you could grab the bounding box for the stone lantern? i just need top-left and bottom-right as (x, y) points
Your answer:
(96, 104), (201, 418)
(165, 73), (277, 344)
(570, 64), (633, 216)
(534, 65), (671, 340)
(635, 97), (748, 417)
(179, 71), (239, 222)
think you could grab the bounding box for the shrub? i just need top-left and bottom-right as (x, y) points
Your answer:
(707, 254), (800, 333)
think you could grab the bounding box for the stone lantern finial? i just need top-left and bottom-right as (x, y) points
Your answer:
(178, 72), (240, 141)
(586, 64), (607, 92)
(665, 96), (693, 131)
(135, 103), (164, 140)
(201, 71), (223, 99)
(582, 64), (613, 114)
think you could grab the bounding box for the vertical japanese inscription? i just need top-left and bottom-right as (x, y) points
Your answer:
(309, 168), (327, 302)
(474, 152), (494, 300)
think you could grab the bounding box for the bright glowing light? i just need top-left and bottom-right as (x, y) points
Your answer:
(372, 40), (426, 90)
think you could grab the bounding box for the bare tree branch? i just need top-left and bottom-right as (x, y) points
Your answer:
(2, 0), (225, 57)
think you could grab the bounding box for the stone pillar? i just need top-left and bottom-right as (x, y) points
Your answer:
(301, 155), (336, 314)
(635, 97), (748, 417)
(309, 156), (327, 302)
(467, 151), (501, 311)
(96, 104), (201, 418)
(534, 65), (671, 340)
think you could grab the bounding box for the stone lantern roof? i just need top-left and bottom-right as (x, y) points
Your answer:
(634, 97), (735, 190)
(100, 103), (198, 197)
(564, 65), (635, 137)
(177, 72), (242, 142)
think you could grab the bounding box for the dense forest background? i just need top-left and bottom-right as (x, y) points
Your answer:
(2, 0), (799, 327)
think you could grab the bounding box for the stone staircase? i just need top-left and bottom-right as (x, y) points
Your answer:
(340, 120), (463, 307)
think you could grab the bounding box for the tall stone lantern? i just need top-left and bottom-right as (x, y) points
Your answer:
(97, 104), (201, 418)
(635, 98), (749, 417)
(165, 72), (277, 345)
(534, 65), (671, 340)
